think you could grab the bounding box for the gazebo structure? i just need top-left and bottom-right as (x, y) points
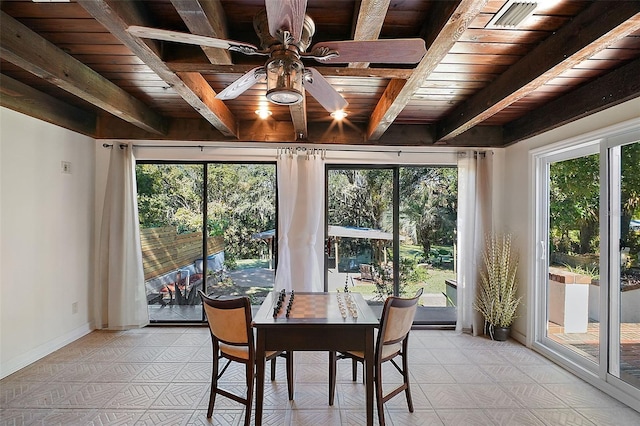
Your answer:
(252, 225), (404, 273)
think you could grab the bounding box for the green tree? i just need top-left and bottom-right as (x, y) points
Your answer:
(328, 169), (392, 230)
(136, 164), (203, 232)
(136, 163), (276, 263)
(400, 167), (457, 255)
(621, 142), (640, 250)
(328, 169), (393, 262)
(550, 154), (600, 254)
(207, 164), (276, 260)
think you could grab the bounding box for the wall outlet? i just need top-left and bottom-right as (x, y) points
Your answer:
(72, 302), (78, 314)
(61, 161), (72, 174)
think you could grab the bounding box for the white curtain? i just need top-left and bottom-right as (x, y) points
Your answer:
(275, 148), (325, 292)
(274, 148), (299, 292)
(456, 150), (492, 335)
(96, 143), (149, 330)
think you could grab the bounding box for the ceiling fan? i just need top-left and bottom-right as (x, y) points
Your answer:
(127, 0), (427, 114)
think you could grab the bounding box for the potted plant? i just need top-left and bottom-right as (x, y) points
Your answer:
(474, 233), (522, 341)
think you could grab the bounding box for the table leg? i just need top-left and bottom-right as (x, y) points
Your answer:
(329, 351), (336, 406)
(365, 329), (374, 426)
(255, 330), (266, 426)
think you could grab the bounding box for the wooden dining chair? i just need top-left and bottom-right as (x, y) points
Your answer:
(199, 291), (293, 426)
(329, 288), (423, 426)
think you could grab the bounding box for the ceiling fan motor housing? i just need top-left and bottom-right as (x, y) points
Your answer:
(265, 48), (305, 105)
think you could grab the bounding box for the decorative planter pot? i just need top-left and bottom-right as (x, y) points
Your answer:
(492, 326), (510, 341)
(484, 323), (511, 341)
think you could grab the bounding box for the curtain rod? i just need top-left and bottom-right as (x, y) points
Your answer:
(101, 143), (489, 156)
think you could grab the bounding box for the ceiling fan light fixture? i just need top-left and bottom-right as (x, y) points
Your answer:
(330, 110), (348, 120)
(255, 108), (272, 119)
(265, 54), (304, 105)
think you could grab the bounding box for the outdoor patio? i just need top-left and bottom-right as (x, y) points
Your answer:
(549, 322), (640, 385)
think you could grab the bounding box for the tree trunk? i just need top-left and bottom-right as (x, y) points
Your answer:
(579, 221), (597, 254)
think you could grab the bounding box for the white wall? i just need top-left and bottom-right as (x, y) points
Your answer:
(3, 96), (637, 378)
(0, 107), (95, 378)
(502, 97), (640, 344)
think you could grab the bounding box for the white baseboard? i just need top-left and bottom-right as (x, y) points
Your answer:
(1, 322), (93, 379)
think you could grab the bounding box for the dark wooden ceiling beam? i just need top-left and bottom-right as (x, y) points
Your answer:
(168, 62), (415, 79)
(0, 11), (165, 135)
(170, 0), (232, 65)
(349, 0), (390, 68)
(437, 1), (640, 142)
(366, 0), (488, 141)
(0, 74), (96, 136)
(95, 112), (503, 146)
(78, 0), (238, 137)
(503, 57), (640, 145)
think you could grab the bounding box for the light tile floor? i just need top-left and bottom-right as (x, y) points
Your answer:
(1, 327), (640, 425)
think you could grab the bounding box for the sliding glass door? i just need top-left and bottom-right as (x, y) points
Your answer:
(538, 145), (601, 366)
(326, 165), (457, 325)
(608, 139), (640, 389)
(534, 125), (640, 402)
(136, 162), (276, 323)
(326, 167), (394, 300)
(205, 164), (277, 307)
(137, 163), (205, 321)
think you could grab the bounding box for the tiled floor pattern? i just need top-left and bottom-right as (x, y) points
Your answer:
(1, 327), (640, 425)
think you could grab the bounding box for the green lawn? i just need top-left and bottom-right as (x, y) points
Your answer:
(235, 243), (456, 296)
(352, 267), (455, 297)
(419, 267), (456, 293)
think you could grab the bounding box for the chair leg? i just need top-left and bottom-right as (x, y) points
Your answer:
(402, 352), (414, 412)
(286, 351), (294, 400)
(270, 357), (276, 381)
(207, 350), (219, 418)
(244, 361), (254, 426)
(352, 358), (358, 382)
(329, 351), (337, 406)
(375, 361), (385, 426)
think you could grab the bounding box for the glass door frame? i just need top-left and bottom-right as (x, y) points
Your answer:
(603, 130), (640, 396)
(136, 160), (278, 324)
(532, 119), (640, 407)
(323, 164), (398, 294)
(324, 163), (458, 328)
(137, 160), (208, 323)
(532, 141), (602, 375)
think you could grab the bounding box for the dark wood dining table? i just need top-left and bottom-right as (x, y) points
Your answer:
(253, 291), (379, 426)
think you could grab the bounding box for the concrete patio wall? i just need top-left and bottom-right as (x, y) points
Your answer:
(589, 283), (640, 323)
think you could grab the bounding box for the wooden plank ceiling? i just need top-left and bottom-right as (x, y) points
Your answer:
(1, 0), (639, 147)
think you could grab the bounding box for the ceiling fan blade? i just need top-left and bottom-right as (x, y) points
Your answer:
(304, 68), (348, 113)
(215, 67), (266, 100)
(127, 25), (259, 52)
(265, 0), (308, 42)
(310, 39), (427, 64)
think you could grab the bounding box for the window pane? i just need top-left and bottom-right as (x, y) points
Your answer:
(136, 163), (204, 322)
(327, 168), (394, 302)
(206, 164), (276, 306)
(617, 140), (640, 388)
(399, 167), (457, 309)
(547, 153), (600, 363)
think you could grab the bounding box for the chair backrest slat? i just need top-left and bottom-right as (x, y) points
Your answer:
(200, 291), (252, 347)
(379, 288), (423, 347)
